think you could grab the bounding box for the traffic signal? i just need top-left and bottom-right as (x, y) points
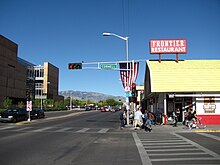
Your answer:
(68, 63), (82, 69)
(129, 96), (137, 103)
(26, 90), (30, 101)
(131, 83), (136, 97)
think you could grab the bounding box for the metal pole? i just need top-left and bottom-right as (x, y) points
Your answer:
(125, 38), (130, 125)
(41, 83), (43, 110)
(70, 96), (72, 110)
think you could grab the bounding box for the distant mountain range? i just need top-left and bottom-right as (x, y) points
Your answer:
(59, 90), (125, 102)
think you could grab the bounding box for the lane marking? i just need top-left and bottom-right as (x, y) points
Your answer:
(56, 127), (72, 132)
(141, 139), (184, 143)
(0, 126), (14, 130)
(132, 132), (152, 165)
(151, 157), (220, 162)
(197, 132), (220, 141)
(144, 144), (193, 149)
(13, 127), (33, 131)
(145, 148), (200, 152)
(76, 128), (90, 133)
(97, 128), (109, 133)
(32, 127), (53, 132)
(172, 132), (220, 160)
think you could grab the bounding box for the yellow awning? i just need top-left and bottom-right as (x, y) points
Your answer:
(147, 60), (220, 92)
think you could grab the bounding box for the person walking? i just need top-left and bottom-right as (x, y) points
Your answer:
(119, 109), (127, 129)
(144, 111), (152, 132)
(133, 108), (143, 130)
(173, 110), (178, 127)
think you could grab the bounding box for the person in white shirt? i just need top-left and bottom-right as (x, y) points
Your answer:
(133, 109), (143, 130)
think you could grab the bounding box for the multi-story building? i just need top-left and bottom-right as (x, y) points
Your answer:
(0, 35), (27, 106)
(0, 34), (63, 107)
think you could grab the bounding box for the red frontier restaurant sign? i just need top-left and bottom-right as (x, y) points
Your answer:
(149, 39), (187, 62)
(150, 39), (187, 54)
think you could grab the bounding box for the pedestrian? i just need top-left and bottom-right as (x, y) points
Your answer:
(145, 111), (152, 132)
(119, 109), (127, 129)
(173, 109), (178, 127)
(133, 108), (143, 130)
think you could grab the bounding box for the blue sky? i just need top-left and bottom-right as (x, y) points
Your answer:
(1, 0), (220, 97)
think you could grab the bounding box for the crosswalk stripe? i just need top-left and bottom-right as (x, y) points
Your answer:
(0, 126), (14, 130)
(148, 152), (208, 156)
(14, 127), (33, 131)
(0, 126), (110, 133)
(76, 128), (90, 133)
(32, 127), (53, 132)
(145, 148), (200, 152)
(97, 128), (109, 133)
(56, 127), (72, 132)
(151, 157), (220, 162)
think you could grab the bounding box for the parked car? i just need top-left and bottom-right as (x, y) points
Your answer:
(30, 109), (45, 119)
(101, 107), (106, 112)
(85, 107), (92, 111)
(0, 108), (28, 123)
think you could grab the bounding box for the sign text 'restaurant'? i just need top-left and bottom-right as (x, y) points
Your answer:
(150, 39), (187, 54)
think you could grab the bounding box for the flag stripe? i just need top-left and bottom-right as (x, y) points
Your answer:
(119, 62), (139, 88)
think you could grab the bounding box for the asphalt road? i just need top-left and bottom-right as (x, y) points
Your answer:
(0, 110), (220, 165)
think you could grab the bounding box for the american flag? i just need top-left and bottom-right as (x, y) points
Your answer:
(119, 61), (139, 88)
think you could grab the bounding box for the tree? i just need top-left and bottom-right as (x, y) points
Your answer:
(18, 101), (24, 108)
(106, 98), (117, 106)
(33, 99), (41, 108)
(3, 97), (12, 109)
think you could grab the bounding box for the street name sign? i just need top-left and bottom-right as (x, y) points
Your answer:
(100, 63), (117, 69)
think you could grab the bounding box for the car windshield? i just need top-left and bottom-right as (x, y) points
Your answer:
(6, 109), (18, 113)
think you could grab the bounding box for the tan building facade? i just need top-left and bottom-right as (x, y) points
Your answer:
(0, 34), (63, 108)
(0, 35), (26, 107)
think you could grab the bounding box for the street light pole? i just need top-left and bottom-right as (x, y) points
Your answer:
(103, 32), (130, 125)
(41, 83), (43, 110)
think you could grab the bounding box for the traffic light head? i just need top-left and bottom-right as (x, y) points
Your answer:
(26, 90), (30, 101)
(68, 63), (82, 69)
(131, 83), (136, 97)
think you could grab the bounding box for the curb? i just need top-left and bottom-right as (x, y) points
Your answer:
(194, 129), (220, 132)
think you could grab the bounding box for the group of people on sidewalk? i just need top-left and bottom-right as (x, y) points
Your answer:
(119, 106), (163, 132)
(172, 107), (201, 129)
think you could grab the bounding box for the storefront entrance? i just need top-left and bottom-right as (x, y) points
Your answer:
(167, 96), (193, 122)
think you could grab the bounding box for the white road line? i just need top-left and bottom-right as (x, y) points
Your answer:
(76, 128), (90, 133)
(97, 128), (109, 133)
(172, 132), (220, 160)
(151, 157), (220, 162)
(141, 139), (184, 143)
(145, 148), (201, 152)
(144, 142), (187, 145)
(144, 144), (193, 149)
(14, 127), (33, 131)
(197, 132), (220, 141)
(148, 152), (208, 156)
(56, 127), (72, 132)
(32, 127), (53, 132)
(132, 132), (152, 165)
(0, 126), (14, 130)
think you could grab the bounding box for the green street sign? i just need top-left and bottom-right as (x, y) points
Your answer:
(100, 63), (117, 69)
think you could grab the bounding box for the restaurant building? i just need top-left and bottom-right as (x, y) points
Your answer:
(144, 60), (220, 125)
